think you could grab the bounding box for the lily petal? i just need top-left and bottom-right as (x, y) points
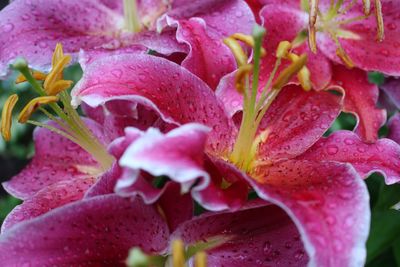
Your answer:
(2, 119), (107, 200)
(246, 160), (370, 267)
(388, 113), (400, 144)
(72, 53), (237, 154)
(1, 177), (95, 233)
(298, 130), (400, 184)
(171, 201), (308, 266)
(0, 195), (169, 266)
(257, 85), (342, 160)
(332, 65), (386, 143)
(380, 78), (400, 109)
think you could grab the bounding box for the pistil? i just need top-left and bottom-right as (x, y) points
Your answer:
(123, 0), (141, 33)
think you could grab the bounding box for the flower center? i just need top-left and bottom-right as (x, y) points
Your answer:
(0, 44), (114, 172)
(123, 0), (142, 33)
(305, 0), (384, 67)
(224, 27), (309, 172)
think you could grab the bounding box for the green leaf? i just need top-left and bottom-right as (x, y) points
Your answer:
(0, 196), (21, 224)
(368, 72), (385, 86)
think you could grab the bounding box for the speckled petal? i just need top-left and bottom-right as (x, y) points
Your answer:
(332, 65), (386, 143)
(0, 0), (120, 77)
(298, 130), (400, 184)
(171, 201), (308, 266)
(0, 195), (169, 266)
(72, 53), (237, 154)
(2, 119), (107, 200)
(246, 160), (370, 267)
(257, 85), (342, 160)
(1, 177), (95, 233)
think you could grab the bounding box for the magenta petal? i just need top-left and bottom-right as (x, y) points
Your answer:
(2, 119), (107, 200)
(1, 177), (95, 233)
(257, 85), (342, 160)
(118, 124), (210, 194)
(72, 53), (237, 153)
(299, 130), (400, 184)
(0, 0), (120, 76)
(163, 17), (236, 89)
(388, 113), (400, 145)
(172, 201), (308, 266)
(333, 65), (386, 143)
(0, 195), (169, 266)
(247, 160), (370, 266)
(157, 183), (193, 232)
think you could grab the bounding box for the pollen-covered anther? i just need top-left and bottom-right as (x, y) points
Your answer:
(172, 239), (185, 267)
(223, 37), (248, 66)
(272, 53), (308, 90)
(230, 33), (266, 56)
(308, 0), (319, 53)
(43, 54), (72, 95)
(276, 40), (292, 59)
(235, 64), (253, 93)
(336, 47), (355, 68)
(287, 53), (311, 91)
(194, 251), (207, 267)
(362, 0), (371, 15)
(18, 96), (59, 123)
(1, 94), (18, 141)
(374, 0), (384, 42)
(15, 70), (47, 84)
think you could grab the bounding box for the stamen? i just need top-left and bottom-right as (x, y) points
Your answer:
(43, 54), (72, 95)
(374, 0), (384, 42)
(230, 33), (266, 56)
(194, 252), (207, 267)
(1, 94), (18, 141)
(272, 54), (308, 90)
(362, 0), (371, 15)
(336, 46), (355, 68)
(123, 0), (142, 33)
(18, 96), (59, 123)
(223, 37), (248, 66)
(235, 64), (253, 93)
(16, 70), (46, 84)
(47, 80), (74, 96)
(287, 53), (312, 91)
(276, 41), (292, 59)
(172, 239), (185, 267)
(308, 0), (319, 53)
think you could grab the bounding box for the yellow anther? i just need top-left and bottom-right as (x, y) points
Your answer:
(15, 70), (47, 84)
(194, 251), (207, 267)
(362, 0), (371, 15)
(43, 55), (71, 94)
(235, 64), (253, 93)
(231, 33), (266, 56)
(223, 37), (248, 66)
(298, 67), (312, 91)
(172, 239), (185, 267)
(336, 47), (355, 68)
(47, 80), (74, 96)
(52, 43), (64, 66)
(1, 94), (18, 141)
(308, 26), (317, 53)
(308, 0), (319, 53)
(272, 54), (308, 90)
(18, 96), (59, 123)
(374, 0), (384, 42)
(276, 41), (292, 59)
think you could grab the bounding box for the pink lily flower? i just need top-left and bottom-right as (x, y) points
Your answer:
(217, 0), (395, 143)
(0, 0), (255, 88)
(71, 49), (400, 265)
(0, 191), (313, 266)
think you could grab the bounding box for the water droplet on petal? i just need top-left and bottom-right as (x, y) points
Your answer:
(326, 144), (339, 155)
(380, 49), (389, 56)
(263, 241), (272, 254)
(111, 69), (122, 78)
(344, 138), (354, 145)
(1, 23), (14, 32)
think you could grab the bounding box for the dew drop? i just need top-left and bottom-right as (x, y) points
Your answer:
(263, 241), (272, 254)
(387, 23), (397, 30)
(344, 138), (354, 145)
(294, 250), (305, 260)
(38, 41), (48, 48)
(326, 144), (339, 155)
(111, 69), (122, 78)
(380, 49), (389, 56)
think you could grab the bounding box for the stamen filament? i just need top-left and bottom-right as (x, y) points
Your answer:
(26, 120), (80, 145)
(1, 94), (18, 141)
(223, 37), (248, 66)
(362, 0), (371, 15)
(123, 0), (142, 33)
(374, 0), (384, 42)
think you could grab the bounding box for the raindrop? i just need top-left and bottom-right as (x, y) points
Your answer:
(111, 69), (122, 79)
(294, 250), (305, 260)
(379, 49), (389, 56)
(38, 41), (48, 48)
(263, 241), (272, 254)
(326, 144), (339, 155)
(344, 138), (354, 145)
(1, 23), (14, 33)
(387, 23), (397, 30)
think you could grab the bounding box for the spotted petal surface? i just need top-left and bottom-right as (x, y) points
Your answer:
(0, 195), (169, 266)
(2, 119), (107, 200)
(246, 160), (370, 267)
(298, 130), (400, 184)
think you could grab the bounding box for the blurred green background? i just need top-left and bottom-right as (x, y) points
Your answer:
(0, 1), (399, 266)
